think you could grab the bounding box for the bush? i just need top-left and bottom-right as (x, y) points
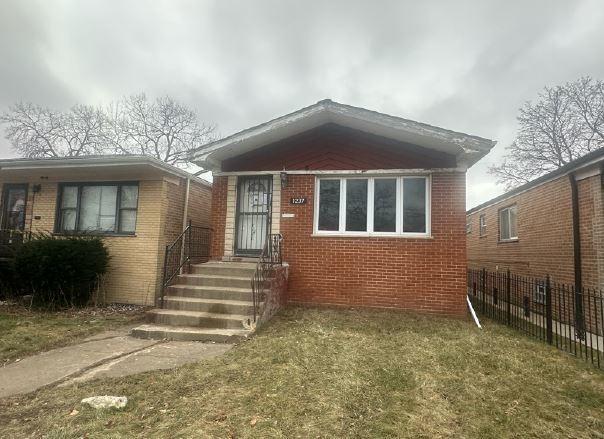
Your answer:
(14, 233), (110, 309)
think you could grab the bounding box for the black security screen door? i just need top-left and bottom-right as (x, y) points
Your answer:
(1, 184), (28, 231)
(235, 176), (272, 256)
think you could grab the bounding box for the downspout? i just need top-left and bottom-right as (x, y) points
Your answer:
(179, 177), (191, 274)
(569, 173), (585, 337)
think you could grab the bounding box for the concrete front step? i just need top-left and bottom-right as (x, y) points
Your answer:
(146, 309), (252, 329)
(177, 274), (251, 289)
(131, 324), (252, 343)
(167, 284), (253, 301)
(163, 296), (254, 314)
(191, 262), (257, 277)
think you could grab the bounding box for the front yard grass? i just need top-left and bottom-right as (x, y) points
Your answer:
(0, 303), (145, 365)
(1, 306), (603, 438)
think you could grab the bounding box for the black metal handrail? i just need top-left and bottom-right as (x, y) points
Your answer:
(251, 233), (283, 322)
(160, 221), (211, 307)
(0, 229), (32, 258)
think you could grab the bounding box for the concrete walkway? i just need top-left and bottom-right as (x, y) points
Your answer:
(0, 329), (232, 398)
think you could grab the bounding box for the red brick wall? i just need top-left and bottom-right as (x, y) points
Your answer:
(278, 173), (467, 315)
(466, 173), (604, 289)
(210, 176), (227, 260)
(222, 124), (456, 172)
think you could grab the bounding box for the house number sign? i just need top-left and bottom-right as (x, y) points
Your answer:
(290, 197), (306, 205)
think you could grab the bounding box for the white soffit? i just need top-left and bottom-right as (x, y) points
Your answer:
(192, 100), (496, 169)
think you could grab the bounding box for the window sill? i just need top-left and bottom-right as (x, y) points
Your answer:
(53, 232), (137, 238)
(498, 238), (518, 244)
(479, 234), (488, 238)
(311, 233), (433, 239)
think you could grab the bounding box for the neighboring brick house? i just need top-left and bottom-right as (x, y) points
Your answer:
(193, 99), (495, 316)
(467, 148), (604, 290)
(0, 155), (211, 305)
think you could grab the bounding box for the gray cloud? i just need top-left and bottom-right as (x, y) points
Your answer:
(1, 0), (603, 207)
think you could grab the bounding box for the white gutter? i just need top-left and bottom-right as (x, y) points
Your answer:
(179, 177), (191, 274)
(467, 295), (482, 329)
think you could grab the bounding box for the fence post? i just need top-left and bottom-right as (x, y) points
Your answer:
(481, 268), (486, 314)
(506, 269), (511, 326)
(545, 274), (553, 345)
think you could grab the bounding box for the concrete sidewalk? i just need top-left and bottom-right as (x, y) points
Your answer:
(0, 329), (232, 398)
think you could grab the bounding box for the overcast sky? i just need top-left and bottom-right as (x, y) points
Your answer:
(1, 0), (603, 208)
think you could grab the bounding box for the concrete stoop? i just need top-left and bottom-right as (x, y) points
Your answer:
(132, 262), (258, 343)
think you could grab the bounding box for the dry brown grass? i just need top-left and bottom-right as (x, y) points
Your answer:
(1, 306), (603, 438)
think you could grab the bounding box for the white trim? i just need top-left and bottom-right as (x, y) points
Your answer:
(313, 174), (431, 237)
(192, 100), (495, 169)
(0, 156), (211, 187)
(213, 167), (465, 177)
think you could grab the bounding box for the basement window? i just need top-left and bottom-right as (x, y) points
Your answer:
(314, 176), (430, 237)
(499, 205), (517, 241)
(56, 182), (139, 234)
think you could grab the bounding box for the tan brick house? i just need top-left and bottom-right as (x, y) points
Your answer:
(191, 100), (495, 316)
(467, 148), (604, 290)
(0, 155), (211, 305)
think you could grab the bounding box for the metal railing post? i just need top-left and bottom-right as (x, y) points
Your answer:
(506, 269), (511, 326)
(545, 274), (553, 345)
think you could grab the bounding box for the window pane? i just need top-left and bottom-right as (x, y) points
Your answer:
(61, 186), (78, 209)
(60, 209), (76, 231)
(374, 179), (396, 232)
(346, 179), (368, 232)
(79, 186), (117, 232)
(120, 185), (138, 208)
(318, 180), (340, 231)
(119, 210), (137, 233)
(510, 206), (517, 238)
(500, 209), (510, 240)
(403, 178), (426, 233)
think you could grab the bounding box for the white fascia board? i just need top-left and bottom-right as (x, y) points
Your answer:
(0, 156), (211, 187)
(192, 100), (496, 169)
(213, 167), (466, 176)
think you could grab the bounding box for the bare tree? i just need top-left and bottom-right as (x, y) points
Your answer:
(0, 102), (105, 157)
(490, 76), (604, 190)
(1, 94), (216, 166)
(104, 94), (216, 165)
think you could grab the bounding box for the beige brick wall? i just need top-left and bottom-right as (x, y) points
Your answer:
(1, 174), (212, 306)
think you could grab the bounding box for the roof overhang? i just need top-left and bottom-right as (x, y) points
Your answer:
(192, 99), (496, 171)
(0, 155), (210, 186)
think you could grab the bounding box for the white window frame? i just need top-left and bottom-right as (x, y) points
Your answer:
(479, 214), (487, 237)
(499, 205), (518, 241)
(313, 175), (431, 237)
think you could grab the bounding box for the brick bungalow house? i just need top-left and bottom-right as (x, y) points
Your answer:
(0, 155), (211, 305)
(191, 99), (495, 316)
(467, 147), (604, 290)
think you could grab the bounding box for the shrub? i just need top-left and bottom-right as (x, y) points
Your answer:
(14, 233), (110, 309)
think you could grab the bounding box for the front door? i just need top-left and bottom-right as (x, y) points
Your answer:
(1, 184), (28, 231)
(234, 176), (272, 256)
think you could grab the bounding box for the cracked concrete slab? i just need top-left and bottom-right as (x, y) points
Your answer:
(64, 342), (232, 385)
(0, 335), (159, 398)
(0, 328), (232, 399)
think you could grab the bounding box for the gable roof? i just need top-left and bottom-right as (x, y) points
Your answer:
(0, 154), (210, 186)
(191, 99), (496, 170)
(467, 147), (604, 215)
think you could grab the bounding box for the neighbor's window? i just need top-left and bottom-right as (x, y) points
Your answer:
(479, 214), (487, 236)
(499, 205), (517, 241)
(315, 176), (429, 236)
(57, 183), (139, 234)
(466, 221), (472, 234)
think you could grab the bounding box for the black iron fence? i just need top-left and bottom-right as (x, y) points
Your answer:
(160, 222), (211, 307)
(251, 233), (283, 323)
(0, 229), (32, 259)
(467, 268), (603, 370)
